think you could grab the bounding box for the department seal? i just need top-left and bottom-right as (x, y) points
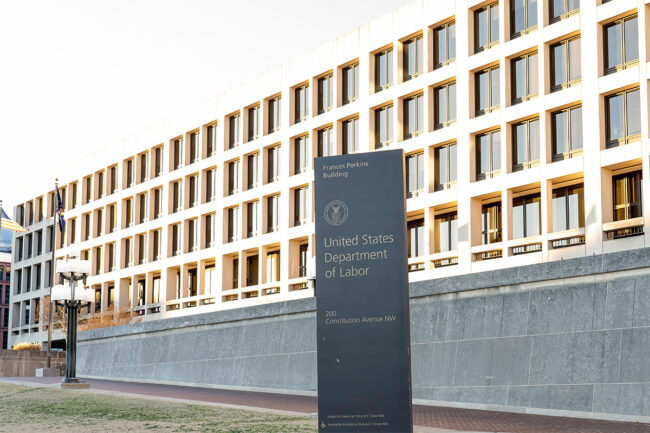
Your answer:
(324, 200), (349, 226)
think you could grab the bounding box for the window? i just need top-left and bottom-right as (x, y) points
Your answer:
(403, 94), (424, 139)
(475, 65), (500, 115)
(154, 147), (163, 177)
(246, 201), (258, 238)
(375, 48), (393, 91)
(403, 35), (423, 80)
(108, 242), (116, 270)
(551, 105), (582, 161)
(268, 96), (281, 133)
(434, 212), (457, 252)
(476, 130), (501, 180)
(124, 237), (132, 266)
(295, 85), (309, 123)
(550, 0), (579, 23)
(550, 37), (581, 91)
(267, 195), (279, 233)
(604, 15), (638, 74)
(125, 198), (134, 227)
(153, 188), (162, 219)
(342, 117), (359, 154)
(475, 2), (499, 53)
(318, 127), (335, 157)
(137, 234), (146, 264)
(294, 135), (309, 174)
(189, 175), (198, 208)
(342, 63), (359, 104)
(70, 185), (77, 209)
(248, 106), (260, 141)
(318, 74), (333, 113)
(172, 181), (182, 213)
(139, 154), (148, 184)
(206, 124), (217, 156)
(294, 187), (308, 226)
(299, 244), (308, 277)
(204, 214), (216, 248)
(433, 21), (456, 69)
(406, 152), (424, 198)
(242, 154), (257, 191)
(407, 219), (424, 258)
(613, 171), (642, 221)
(206, 168), (217, 202)
(513, 194), (541, 239)
(434, 82), (456, 129)
(510, 0), (537, 38)
(84, 177), (91, 203)
(172, 138), (183, 170)
(511, 52), (538, 104)
(375, 105), (393, 148)
(227, 207), (239, 242)
(227, 160), (240, 195)
(108, 286), (115, 307)
(126, 159), (134, 187)
(204, 265), (216, 295)
(190, 132), (200, 163)
(138, 194), (148, 223)
(481, 202), (502, 244)
(188, 219), (197, 252)
(95, 209), (103, 237)
(267, 146), (280, 183)
(171, 224), (181, 256)
(97, 171), (105, 197)
(83, 213), (90, 241)
(152, 276), (160, 303)
(434, 143), (457, 191)
(606, 88), (640, 148)
(266, 251), (280, 283)
(187, 269), (198, 297)
(229, 114), (240, 148)
(552, 184), (584, 232)
(512, 118), (540, 171)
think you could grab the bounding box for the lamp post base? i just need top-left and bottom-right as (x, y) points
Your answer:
(60, 380), (90, 389)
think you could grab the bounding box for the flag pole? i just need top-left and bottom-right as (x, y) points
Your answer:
(46, 179), (58, 369)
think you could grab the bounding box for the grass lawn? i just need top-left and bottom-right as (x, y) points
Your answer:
(0, 383), (318, 433)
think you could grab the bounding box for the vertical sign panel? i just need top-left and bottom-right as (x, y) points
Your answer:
(315, 149), (412, 433)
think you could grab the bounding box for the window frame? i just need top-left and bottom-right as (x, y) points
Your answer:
(549, 0), (579, 24)
(613, 171), (642, 221)
(434, 142), (457, 191)
(434, 81), (456, 130)
(403, 93), (424, 139)
(403, 35), (423, 81)
(512, 193), (541, 239)
(474, 2), (499, 53)
(374, 104), (394, 148)
(406, 152), (424, 198)
(317, 74), (334, 114)
(551, 105), (582, 161)
(342, 62), (359, 105)
(605, 87), (641, 148)
(374, 47), (394, 92)
(511, 51), (538, 104)
(604, 15), (639, 75)
(433, 20), (456, 70)
(476, 129), (501, 180)
(294, 85), (309, 123)
(511, 117), (540, 172)
(342, 117), (359, 155)
(475, 65), (500, 116)
(552, 183), (585, 232)
(481, 201), (503, 245)
(510, 0), (537, 39)
(550, 36), (581, 92)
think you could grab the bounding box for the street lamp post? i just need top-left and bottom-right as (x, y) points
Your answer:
(52, 244), (93, 387)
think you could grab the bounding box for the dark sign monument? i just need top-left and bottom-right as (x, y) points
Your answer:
(315, 149), (412, 433)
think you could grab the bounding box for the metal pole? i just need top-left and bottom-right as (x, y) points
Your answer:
(62, 278), (78, 384)
(46, 179), (57, 369)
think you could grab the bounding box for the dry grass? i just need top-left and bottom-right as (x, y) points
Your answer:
(0, 383), (317, 433)
(12, 342), (42, 351)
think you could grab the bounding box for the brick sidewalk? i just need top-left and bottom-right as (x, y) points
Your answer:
(3, 377), (649, 433)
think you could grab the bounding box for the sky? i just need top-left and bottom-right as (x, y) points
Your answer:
(0, 0), (413, 212)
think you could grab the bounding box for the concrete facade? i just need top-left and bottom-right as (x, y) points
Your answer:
(0, 252), (9, 349)
(78, 247), (650, 422)
(10, 0), (650, 350)
(0, 349), (66, 377)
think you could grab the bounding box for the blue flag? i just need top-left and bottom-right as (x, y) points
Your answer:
(55, 186), (65, 232)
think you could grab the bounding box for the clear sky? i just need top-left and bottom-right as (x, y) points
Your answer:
(0, 0), (413, 212)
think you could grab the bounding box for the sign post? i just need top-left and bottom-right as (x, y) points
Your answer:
(315, 149), (412, 433)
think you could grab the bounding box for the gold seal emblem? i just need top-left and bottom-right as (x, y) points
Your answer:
(324, 200), (349, 226)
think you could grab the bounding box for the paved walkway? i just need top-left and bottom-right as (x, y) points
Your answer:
(2, 376), (649, 433)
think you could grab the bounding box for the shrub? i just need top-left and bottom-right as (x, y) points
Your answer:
(13, 342), (42, 351)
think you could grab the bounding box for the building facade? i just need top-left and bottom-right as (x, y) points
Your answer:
(9, 0), (650, 349)
(0, 251), (10, 349)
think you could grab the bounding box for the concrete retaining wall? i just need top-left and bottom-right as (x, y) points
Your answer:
(0, 350), (66, 376)
(77, 248), (650, 421)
